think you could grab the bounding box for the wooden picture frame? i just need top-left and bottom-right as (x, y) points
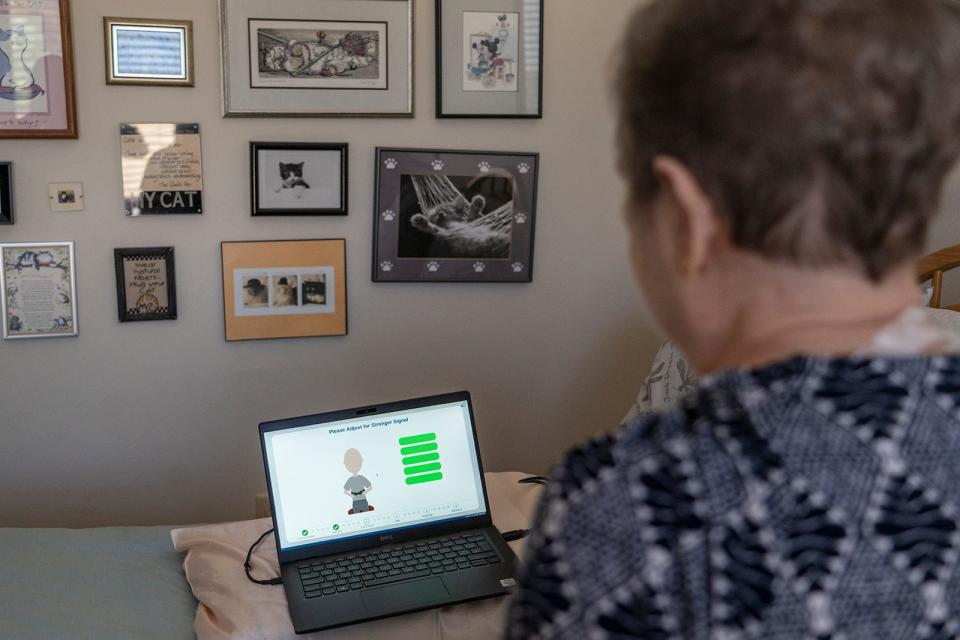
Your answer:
(373, 148), (539, 283)
(0, 163), (13, 224)
(251, 142), (348, 216)
(1, 241), (78, 339)
(219, 0), (414, 117)
(221, 239), (348, 341)
(104, 17), (194, 87)
(114, 247), (178, 322)
(436, 0), (543, 118)
(0, 0), (78, 138)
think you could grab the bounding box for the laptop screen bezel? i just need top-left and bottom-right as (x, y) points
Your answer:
(259, 390), (494, 565)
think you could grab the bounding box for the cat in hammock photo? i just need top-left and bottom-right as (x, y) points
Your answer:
(274, 162), (311, 199)
(398, 174), (514, 259)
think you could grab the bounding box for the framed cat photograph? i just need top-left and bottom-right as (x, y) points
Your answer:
(219, 0), (413, 117)
(436, 0), (543, 118)
(114, 247), (177, 323)
(0, 163), (13, 224)
(0, 0), (78, 138)
(220, 239), (347, 341)
(251, 142), (348, 216)
(373, 148), (539, 283)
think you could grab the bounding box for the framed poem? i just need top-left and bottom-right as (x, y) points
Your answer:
(251, 142), (348, 216)
(48, 181), (83, 212)
(0, 0), (77, 138)
(1, 241), (77, 339)
(373, 148), (539, 283)
(219, 0), (413, 117)
(436, 0), (543, 118)
(220, 239), (347, 341)
(120, 123), (204, 216)
(0, 163), (13, 224)
(104, 17), (194, 87)
(114, 247), (177, 323)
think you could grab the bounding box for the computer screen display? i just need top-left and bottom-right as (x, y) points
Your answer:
(263, 400), (488, 552)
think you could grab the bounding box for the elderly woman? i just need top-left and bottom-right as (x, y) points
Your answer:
(507, 0), (960, 638)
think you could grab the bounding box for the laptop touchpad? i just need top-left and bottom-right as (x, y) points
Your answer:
(361, 578), (450, 615)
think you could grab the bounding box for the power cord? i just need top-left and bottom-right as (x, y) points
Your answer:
(245, 528), (283, 586)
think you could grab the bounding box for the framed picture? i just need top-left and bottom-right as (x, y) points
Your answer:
(373, 148), (539, 283)
(436, 0), (543, 118)
(251, 142), (348, 216)
(0, 0), (77, 138)
(114, 247), (177, 323)
(219, 0), (413, 117)
(1, 241), (77, 339)
(48, 181), (83, 212)
(104, 17), (194, 86)
(0, 163), (13, 224)
(120, 123), (204, 216)
(221, 239), (347, 341)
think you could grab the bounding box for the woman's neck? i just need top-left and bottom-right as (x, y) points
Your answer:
(691, 263), (921, 375)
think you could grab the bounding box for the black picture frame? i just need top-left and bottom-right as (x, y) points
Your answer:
(250, 142), (349, 216)
(373, 148), (539, 283)
(114, 247), (178, 322)
(435, 0), (544, 119)
(0, 163), (13, 225)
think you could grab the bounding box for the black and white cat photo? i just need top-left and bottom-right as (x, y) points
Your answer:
(274, 162), (311, 198)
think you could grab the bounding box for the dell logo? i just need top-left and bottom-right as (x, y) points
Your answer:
(379, 534), (394, 542)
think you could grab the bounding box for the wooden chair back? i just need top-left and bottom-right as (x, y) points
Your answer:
(918, 244), (960, 311)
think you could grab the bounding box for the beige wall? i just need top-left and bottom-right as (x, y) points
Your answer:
(0, 0), (661, 527)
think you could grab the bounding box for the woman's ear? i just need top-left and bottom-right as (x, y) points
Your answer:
(651, 156), (721, 276)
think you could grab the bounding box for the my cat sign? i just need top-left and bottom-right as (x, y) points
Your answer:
(120, 123), (204, 215)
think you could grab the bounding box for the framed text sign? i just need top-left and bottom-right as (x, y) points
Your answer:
(120, 123), (204, 215)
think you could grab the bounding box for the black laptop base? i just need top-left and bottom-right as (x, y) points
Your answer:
(285, 525), (517, 634)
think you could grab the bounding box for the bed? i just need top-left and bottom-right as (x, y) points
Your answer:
(0, 525), (196, 640)
(0, 472), (542, 640)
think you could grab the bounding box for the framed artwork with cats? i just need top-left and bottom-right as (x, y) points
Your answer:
(1, 241), (78, 339)
(114, 247), (177, 323)
(250, 142), (348, 216)
(219, 0), (413, 117)
(220, 239), (348, 341)
(436, 0), (543, 118)
(373, 148), (539, 283)
(0, 162), (13, 224)
(0, 0), (77, 138)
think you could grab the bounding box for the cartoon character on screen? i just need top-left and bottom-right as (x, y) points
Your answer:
(343, 448), (374, 515)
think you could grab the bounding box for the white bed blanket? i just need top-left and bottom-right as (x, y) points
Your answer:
(172, 472), (542, 640)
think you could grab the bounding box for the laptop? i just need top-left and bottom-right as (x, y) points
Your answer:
(259, 391), (519, 633)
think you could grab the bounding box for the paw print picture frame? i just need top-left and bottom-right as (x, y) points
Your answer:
(373, 148), (538, 283)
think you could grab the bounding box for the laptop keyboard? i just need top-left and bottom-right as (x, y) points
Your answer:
(296, 532), (501, 598)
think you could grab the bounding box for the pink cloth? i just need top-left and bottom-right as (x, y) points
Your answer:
(171, 472), (542, 640)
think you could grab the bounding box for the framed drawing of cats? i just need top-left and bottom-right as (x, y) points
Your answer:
(113, 247), (178, 323)
(373, 148), (539, 283)
(0, 0), (77, 138)
(250, 142), (348, 216)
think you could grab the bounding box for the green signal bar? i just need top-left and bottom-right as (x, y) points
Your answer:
(400, 442), (438, 456)
(402, 452), (439, 466)
(406, 472), (443, 485)
(404, 462), (442, 475)
(399, 432), (442, 485)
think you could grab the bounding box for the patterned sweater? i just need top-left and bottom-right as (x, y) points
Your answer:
(506, 355), (960, 639)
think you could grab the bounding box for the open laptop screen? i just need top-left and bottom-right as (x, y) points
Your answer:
(263, 399), (488, 552)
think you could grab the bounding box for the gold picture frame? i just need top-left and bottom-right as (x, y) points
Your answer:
(104, 17), (194, 87)
(221, 239), (347, 341)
